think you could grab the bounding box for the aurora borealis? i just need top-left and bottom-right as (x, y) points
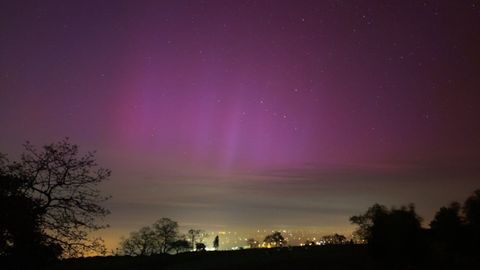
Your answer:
(1, 0), (480, 250)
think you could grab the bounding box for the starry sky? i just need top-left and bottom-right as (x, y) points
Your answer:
(1, 0), (480, 250)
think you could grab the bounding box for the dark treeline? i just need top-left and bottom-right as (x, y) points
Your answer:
(350, 189), (480, 268)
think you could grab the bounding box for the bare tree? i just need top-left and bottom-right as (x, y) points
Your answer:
(119, 226), (157, 256)
(187, 229), (204, 251)
(152, 218), (179, 253)
(2, 139), (111, 257)
(119, 218), (180, 255)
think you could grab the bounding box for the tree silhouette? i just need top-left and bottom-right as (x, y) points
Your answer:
(263, 231), (286, 247)
(430, 202), (464, 252)
(246, 238), (259, 248)
(463, 189), (480, 251)
(213, 235), (219, 250)
(187, 229), (204, 251)
(463, 189), (480, 226)
(119, 226), (157, 256)
(350, 203), (388, 242)
(0, 173), (61, 267)
(0, 140), (110, 258)
(152, 218), (179, 254)
(351, 204), (426, 264)
(119, 218), (180, 255)
(322, 233), (346, 244)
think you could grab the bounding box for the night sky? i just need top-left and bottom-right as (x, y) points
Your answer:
(1, 0), (480, 250)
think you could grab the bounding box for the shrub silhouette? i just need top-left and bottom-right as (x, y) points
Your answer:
(170, 239), (191, 254)
(195, 242), (206, 251)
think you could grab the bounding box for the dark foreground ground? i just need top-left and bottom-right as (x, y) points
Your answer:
(49, 245), (477, 270)
(53, 245), (370, 270)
